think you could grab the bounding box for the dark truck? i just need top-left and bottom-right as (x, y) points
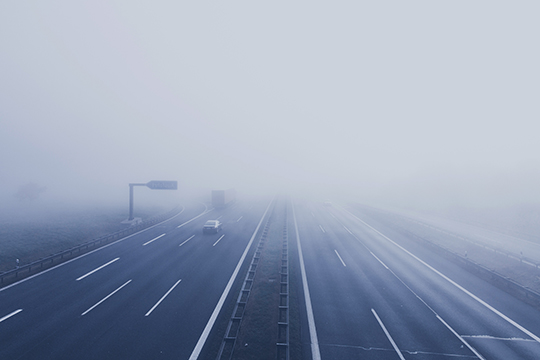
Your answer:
(211, 188), (236, 208)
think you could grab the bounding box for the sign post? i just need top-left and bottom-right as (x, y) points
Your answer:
(128, 180), (178, 220)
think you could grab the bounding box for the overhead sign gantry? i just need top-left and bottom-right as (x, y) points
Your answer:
(128, 180), (178, 220)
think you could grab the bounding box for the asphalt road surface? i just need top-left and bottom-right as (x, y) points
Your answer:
(293, 201), (540, 360)
(0, 200), (271, 360)
(2, 198), (540, 360)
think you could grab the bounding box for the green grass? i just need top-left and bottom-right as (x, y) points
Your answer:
(0, 205), (167, 272)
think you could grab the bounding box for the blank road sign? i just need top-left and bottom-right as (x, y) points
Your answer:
(146, 181), (178, 190)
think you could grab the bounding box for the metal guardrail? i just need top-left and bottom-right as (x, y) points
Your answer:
(404, 217), (540, 270)
(399, 226), (540, 310)
(0, 207), (182, 288)
(216, 214), (273, 360)
(277, 206), (290, 360)
(351, 204), (540, 269)
(350, 205), (540, 307)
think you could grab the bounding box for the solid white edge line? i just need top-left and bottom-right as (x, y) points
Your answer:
(143, 233), (166, 246)
(76, 258), (120, 281)
(293, 202), (322, 360)
(145, 279), (182, 317)
(372, 308), (406, 360)
(437, 315), (486, 360)
(213, 235), (225, 247)
(344, 207), (540, 344)
(81, 279), (132, 316)
(0, 205), (191, 293)
(0, 309), (23, 323)
(334, 250), (347, 267)
(333, 206), (483, 358)
(179, 235), (196, 247)
(188, 197), (274, 360)
(177, 205), (210, 228)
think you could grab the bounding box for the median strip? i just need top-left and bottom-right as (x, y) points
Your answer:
(188, 198), (274, 360)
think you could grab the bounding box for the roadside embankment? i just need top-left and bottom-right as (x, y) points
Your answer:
(348, 204), (540, 310)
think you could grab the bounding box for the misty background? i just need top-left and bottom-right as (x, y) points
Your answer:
(1, 1), (539, 219)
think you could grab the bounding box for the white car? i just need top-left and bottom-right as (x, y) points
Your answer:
(203, 220), (222, 234)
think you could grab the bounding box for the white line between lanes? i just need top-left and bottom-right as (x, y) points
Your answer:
(343, 225), (352, 234)
(213, 235), (225, 247)
(143, 233), (166, 246)
(81, 279), (132, 316)
(236, 216), (243, 222)
(372, 308), (406, 360)
(334, 250), (347, 267)
(179, 235), (195, 247)
(145, 279), (182, 317)
(332, 207), (484, 358)
(0, 206), (190, 293)
(0, 309), (22, 323)
(293, 202), (322, 360)
(370, 252), (389, 269)
(319, 225), (325, 233)
(76, 258), (120, 281)
(344, 207), (540, 344)
(189, 197), (274, 360)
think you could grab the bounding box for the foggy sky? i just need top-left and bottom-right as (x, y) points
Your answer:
(1, 1), (539, 210)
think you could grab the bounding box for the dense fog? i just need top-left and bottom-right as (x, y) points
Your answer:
(1, 1), (539, 216)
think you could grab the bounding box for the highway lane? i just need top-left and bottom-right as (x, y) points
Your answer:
(294, 200), (540, 360)
(294, 202), (475, 359)
(346, 205), (540, 270)
(338, 205), (540, 359)
(0, 199), (272, 359)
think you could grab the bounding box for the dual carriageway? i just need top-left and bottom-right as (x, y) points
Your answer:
(1, 197), (540, 359)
